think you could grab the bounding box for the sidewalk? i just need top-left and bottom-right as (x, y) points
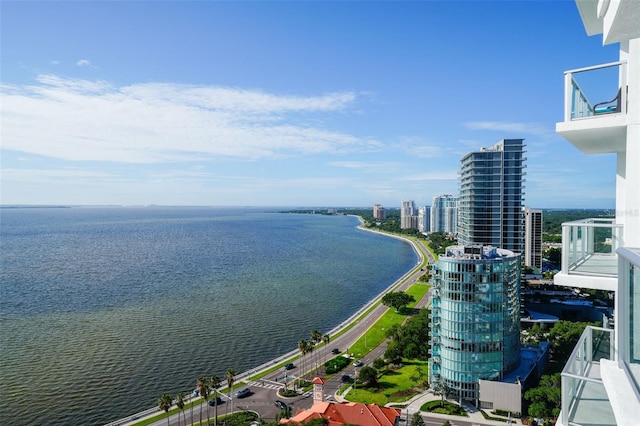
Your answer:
(336, 385), (522, 426)
(399, 390), (523, 426)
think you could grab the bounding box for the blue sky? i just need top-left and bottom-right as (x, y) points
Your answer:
(1, 1), (620, 208)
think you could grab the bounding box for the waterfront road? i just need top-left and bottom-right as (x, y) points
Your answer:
(120, 233), (438, 426)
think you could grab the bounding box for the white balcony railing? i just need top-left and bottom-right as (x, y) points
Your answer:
(561, 218), (623, 278)
(563, 61), (627, 121)
(561, 326), (614, 426)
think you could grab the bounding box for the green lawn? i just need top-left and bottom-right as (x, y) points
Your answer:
(347, 284), (430, 359)
(345, 359), (429, 405)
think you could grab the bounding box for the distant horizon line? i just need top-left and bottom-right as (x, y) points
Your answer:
(0, 204), (615, 211)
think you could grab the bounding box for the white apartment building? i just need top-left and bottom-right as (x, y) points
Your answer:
(430, 194), (458, 235)
(457, 139), (526, 254)
(418, 206), (430, 233)
(554, 1), (640, 425)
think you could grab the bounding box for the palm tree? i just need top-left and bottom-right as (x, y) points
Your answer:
(225, 368), (236, 417)
(322, 334), (330, 366)
(310, 329), (322, 371)
(411, 412), (426, 426)
(307, 340), (316, 379)
(197, 376), (209, 425)
(157, 393), (172, 426)
(175, 392), (185, 426)
(210, 374), (222, 426)
(297, 339), (307, 381)
(305, 340), (315, 378)
(432, 381), (450, 407)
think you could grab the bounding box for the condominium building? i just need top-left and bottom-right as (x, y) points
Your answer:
(430, 194), (458, 235)
(429, 245), (521, 403)
(373, 204), (385, 220)
(523, 207), (543, 270)
(400, 200), (416, 230)
(553, 1), (640, 425)
(457, 139), (526, 254)
(418, 206), (430, 233)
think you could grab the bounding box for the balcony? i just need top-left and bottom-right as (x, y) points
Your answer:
(556, 61), (627, 154)
(554, 218), (622, 291)
(559, 326), (615, 426)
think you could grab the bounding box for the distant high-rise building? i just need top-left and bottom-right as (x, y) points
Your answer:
(373, 204), (385, 220)
(400, 200), (416, 230)
(430, 195), (458, 234)
(457, 139), (526, 253)
(429, 245), (521, 402)
(418, 206), (430, 233)
(523, 207), (542, 270)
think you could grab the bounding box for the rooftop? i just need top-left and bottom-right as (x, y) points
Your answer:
(281, 401), (401, 426)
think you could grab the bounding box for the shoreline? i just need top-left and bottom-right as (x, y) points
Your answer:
(113, 217), (428, 426)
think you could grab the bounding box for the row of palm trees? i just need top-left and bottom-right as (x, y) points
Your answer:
(296, 329), (331, 382)
(157, 368), (236, 426)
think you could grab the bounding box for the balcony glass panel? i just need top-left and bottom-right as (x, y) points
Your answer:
(561, 218), (622, 278)
(561, 326), (615, 426)
(619, 247), (640, 387)
(564, 61), (627, 121)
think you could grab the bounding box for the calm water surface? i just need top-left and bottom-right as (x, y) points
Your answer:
(0, 207), (417, 425)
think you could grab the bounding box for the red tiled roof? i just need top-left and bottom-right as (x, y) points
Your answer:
(281, 401), (400, 426)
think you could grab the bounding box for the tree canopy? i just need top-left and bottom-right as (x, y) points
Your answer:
(358, 366), (379, 388)
(384, 308), (431, 362)
(381, 291), (415, 313)
(525, 373), (561, 420)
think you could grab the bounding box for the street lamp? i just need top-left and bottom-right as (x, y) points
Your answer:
(284, 367), (288, 391)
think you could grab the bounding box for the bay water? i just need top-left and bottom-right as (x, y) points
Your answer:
(0, 207), (417, 425)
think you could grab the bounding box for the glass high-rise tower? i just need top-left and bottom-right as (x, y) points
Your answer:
(457, 139), (526, 254)
(429, 245), (521, 402)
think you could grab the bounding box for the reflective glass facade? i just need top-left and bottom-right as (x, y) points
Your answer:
(429, 246), (521, 401)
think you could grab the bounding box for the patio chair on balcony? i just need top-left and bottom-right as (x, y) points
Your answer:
(594, 88), (621, 114)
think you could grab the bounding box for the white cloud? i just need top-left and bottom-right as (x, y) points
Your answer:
(464, 121), (550, 135)
(392, 136), (447, 158)
(76, 59), (91, 67)
(1, 75), (374, 164)
(328, 161), (402, 170)
(401, 171), (459, 181)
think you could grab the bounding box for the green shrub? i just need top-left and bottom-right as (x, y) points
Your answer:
(325, 356), (350, 374)
(420, 400), (467, 417)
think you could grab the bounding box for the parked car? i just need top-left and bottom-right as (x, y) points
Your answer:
(274, 400), (288, 410)
(235, 388), (251, 398)
(208, 396), (223, 406)
(341, 374), (352, 383)
(331, 348), (340, 355)
(284, 362), (294, 370)
(353, 360), (364, 367)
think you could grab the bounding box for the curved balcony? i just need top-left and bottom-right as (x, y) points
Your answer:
(554, 218), (622, 291)
(556, 61), (627, 154)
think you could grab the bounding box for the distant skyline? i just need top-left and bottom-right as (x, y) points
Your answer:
(1, 1), (619, 208)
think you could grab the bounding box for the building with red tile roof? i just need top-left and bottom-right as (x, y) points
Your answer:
(280, 401), (401, 426)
